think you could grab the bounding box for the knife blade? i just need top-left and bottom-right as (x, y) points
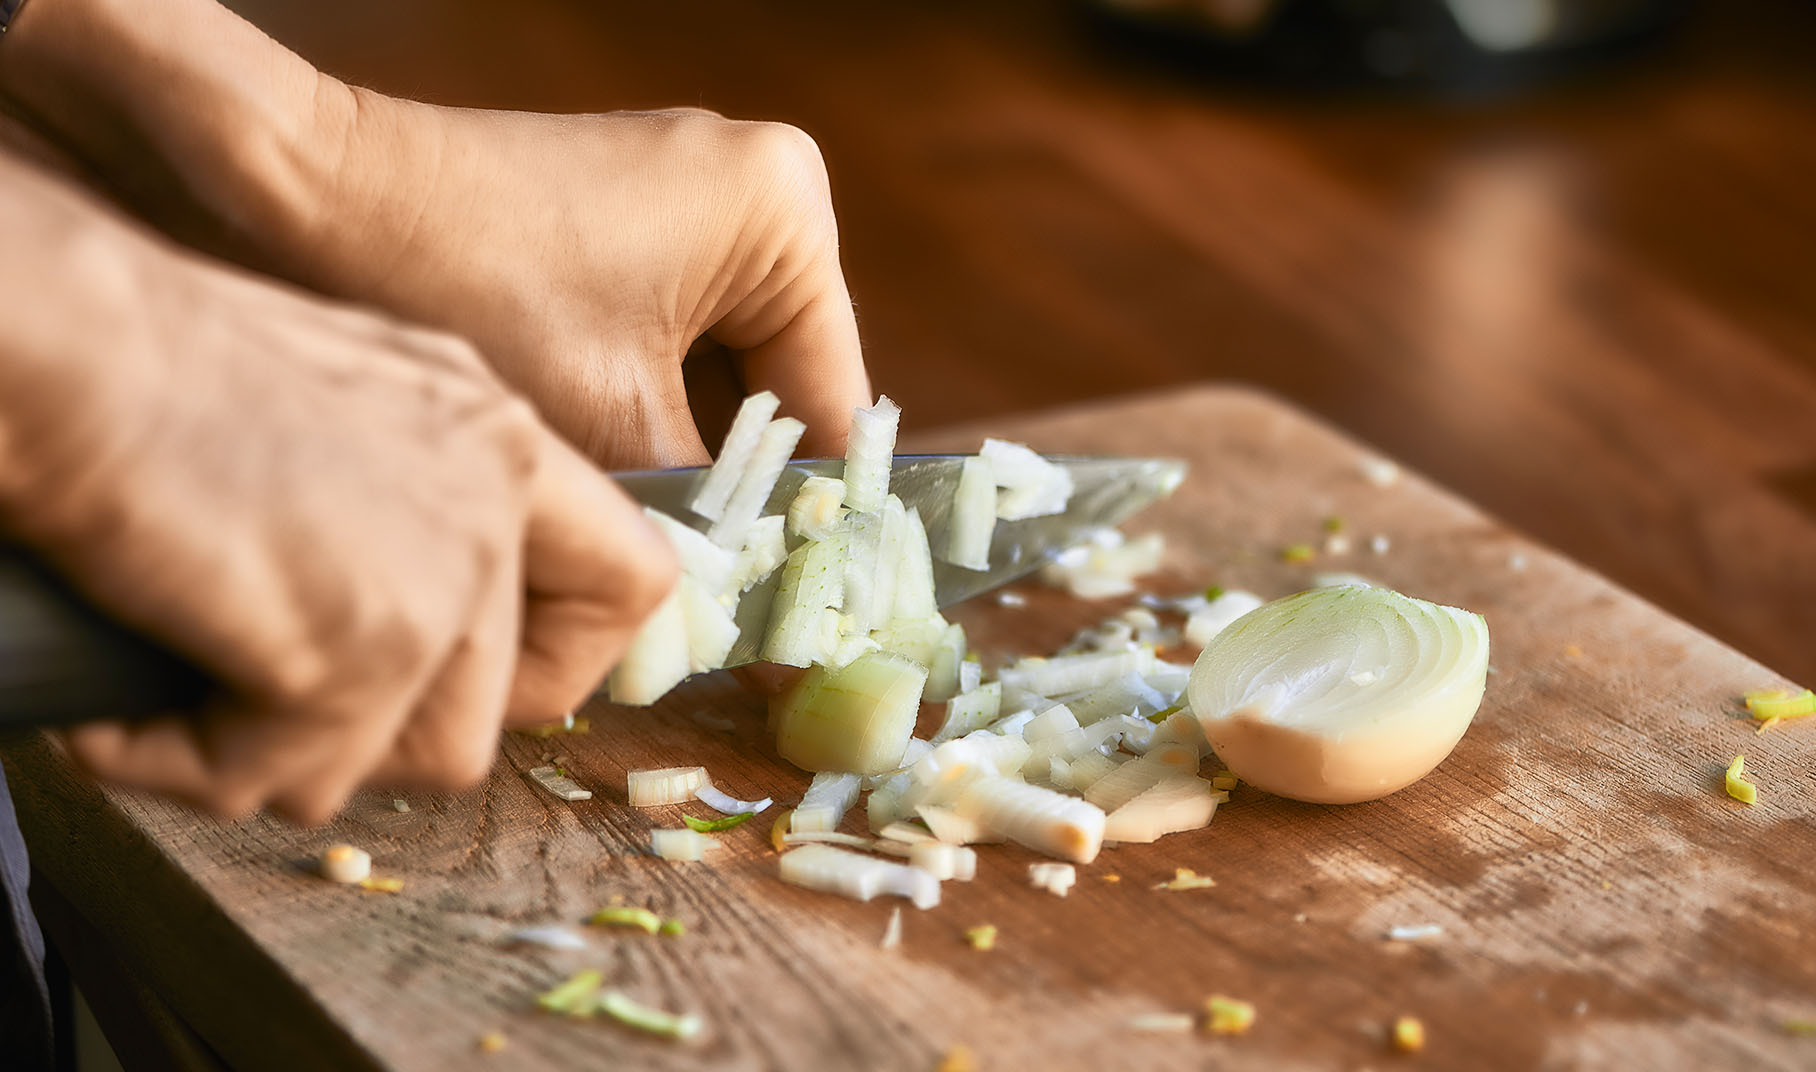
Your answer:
(614, 453), (1187, 609)
(0, 453), (1184, 727)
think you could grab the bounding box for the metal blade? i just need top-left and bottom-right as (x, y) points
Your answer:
(613, 454), (1187, 668)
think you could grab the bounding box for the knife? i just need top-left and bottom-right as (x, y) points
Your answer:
(0, 454), (1184, 727)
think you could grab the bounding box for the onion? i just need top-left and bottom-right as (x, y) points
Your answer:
(842, 395), (901, 514)
(689, 390), (780, 522)
(1186, 586), (1489, 805)
(694, 783), (771, 815)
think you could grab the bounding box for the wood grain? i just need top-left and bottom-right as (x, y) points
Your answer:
(8, 386), (1813, 1070)
(218, 0), (1816, 685)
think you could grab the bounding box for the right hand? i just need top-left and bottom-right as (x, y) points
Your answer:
(0, 156), (677, 824)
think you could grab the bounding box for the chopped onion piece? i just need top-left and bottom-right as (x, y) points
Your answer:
(842, 396), (901, 514)
(877, 822), (937, 844)
(778, 844), (940, 909)
(1028, 862), (1076, 897)
(1000, 650), (1151, 698)
(1153, 867), (1216, 891)
(1725, 754), (1758, 805)
(1103, 775), (1221, 844)
(881, 906), (904, 949)
(1204, 995), (1255, 1035)
(1744, 687), (1815, 721)
(527, 766), (593, 802)
(909, 842), (977, 881)
(782, 831), (879, 849)
(608, 586), (689, 705)
(588, 906), (662, 934)
(694, 783), (772, 816)
(774, 651), (927, 774)
(958, 658), (983, 694)
(1082, 755), (1179, 813)
(1188, 586), (1490, 804)
(943, 456), (997, 571)
(596, 991), (704, 1042)
(1041, 530), (1164, 599)
(1391, 1016), (1425, 1053)
(683, 812), (757, 833)
(1386, 924), (1443, 942)
(643, 508), (736, 595)
(627, 766), (710, 807)
(917, 805), (1002, 846)
(955, 776), (1105, 864)
(707, 416), (805, 549)
(922, 622), (969, 704)
(792, 772), (863, 833)
(728, 515), (788, 595)
(319, 844), (371, 885)
(690, 391), (780, 521)
(981, 439), (1074, 520)
(537, 970), (603, 1016)
(676, 577), (740, 675)
(1129, 1013), (1195, 1033)
(764, 532), (850, 666)
(651, 828), (717, 861)
(787, 476), (848, 542)
(892, 507), (940, 622)
(1183, 590), (1265, 648)
(1066, 751), (1121, 793)
(933, 682), (1003, 743)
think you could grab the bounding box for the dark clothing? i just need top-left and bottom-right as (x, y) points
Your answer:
(0, 767), (53, 1072)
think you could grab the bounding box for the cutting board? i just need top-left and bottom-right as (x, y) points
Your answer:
(5, 385), (1812, 1071)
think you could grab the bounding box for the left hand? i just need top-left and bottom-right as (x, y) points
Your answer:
(254, 101), (872, 470)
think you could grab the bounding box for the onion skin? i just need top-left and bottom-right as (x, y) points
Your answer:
(1188, 587), (1488, 805)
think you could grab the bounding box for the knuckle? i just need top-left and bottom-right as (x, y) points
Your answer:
(744, 121), (830, 190)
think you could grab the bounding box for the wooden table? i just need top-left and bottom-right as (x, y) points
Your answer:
(9, 387), (1813, 1070)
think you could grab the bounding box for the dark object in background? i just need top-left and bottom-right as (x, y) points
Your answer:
(1084, 0), (1689, 91)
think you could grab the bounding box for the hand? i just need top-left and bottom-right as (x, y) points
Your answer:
(0, 155), (677, 824)
(0, 0), (871, 471)
(268, 100), (873, 469)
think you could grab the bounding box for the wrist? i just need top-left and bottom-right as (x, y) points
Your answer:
(0, 0), (344, 264)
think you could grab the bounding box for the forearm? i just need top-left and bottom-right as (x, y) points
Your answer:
(0, 0), (345, 260)
(0, 152), (165, 533)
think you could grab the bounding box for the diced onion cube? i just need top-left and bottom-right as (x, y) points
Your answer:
(627, 766), (710, 807)
(773, 651), (928, 774)
(651, 828), (717, 861)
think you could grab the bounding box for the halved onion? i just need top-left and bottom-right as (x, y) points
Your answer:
(1186, 586), (1489, 804)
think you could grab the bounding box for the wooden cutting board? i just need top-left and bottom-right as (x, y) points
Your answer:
(6, 385), (1813, 1071)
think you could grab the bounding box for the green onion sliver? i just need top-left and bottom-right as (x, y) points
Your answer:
(536, 970), (603, 1016)
(682, 812), (756, 834)
(589, 906), (662, 934)
(597, 990), (704, 1041)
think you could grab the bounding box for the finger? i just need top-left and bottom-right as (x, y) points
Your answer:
(720, 277), (871, 459)
(60, 717), (235, 813)
(504, 428), (679, 726)
(361, 537), (522, 794)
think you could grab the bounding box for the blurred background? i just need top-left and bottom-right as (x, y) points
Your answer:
(228, 0), (1816, 682)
